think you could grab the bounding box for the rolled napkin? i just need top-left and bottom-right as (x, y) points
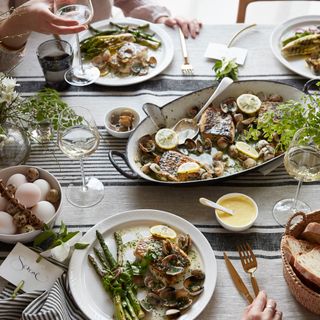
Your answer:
(0, 273), (88, 320)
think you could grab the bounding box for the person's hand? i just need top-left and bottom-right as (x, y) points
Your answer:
(155, 16), (202, 39)
(14, 0), (86, 35)
(241, 291), (283, 320)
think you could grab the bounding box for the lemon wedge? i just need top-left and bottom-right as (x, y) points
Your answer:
(177, 162), (201, 174)
(155, 128), (178, 150)
(150, 225), (177, 239)
(235, 141), (259, 160)
(237, 94), (261, 115)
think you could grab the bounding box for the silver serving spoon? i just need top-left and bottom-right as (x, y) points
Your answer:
(172, 77), (234, 145)
(199, 197), (235, 215)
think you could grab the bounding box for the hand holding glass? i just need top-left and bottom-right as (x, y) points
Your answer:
(58, 106), (104, 207)
(54, 0), (100, 86)
(273, 127), (320, 226)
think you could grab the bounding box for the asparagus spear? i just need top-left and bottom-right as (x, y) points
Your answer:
(96, 230), (117, 269)
(114, 231), (124, 266)
(93, 247), (110, 270)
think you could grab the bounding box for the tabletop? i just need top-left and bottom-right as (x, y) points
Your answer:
(1, 23), (320, 320)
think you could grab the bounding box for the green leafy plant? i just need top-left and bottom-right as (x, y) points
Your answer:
(243, 90), (320, 151)
(213, 57), (239, 81)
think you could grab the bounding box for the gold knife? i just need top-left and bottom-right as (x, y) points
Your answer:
(224, 252), (254, 304)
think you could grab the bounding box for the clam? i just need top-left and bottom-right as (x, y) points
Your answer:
(160, 287), (177, 307)
(175, 289), (193, 310)
(220, 97), (237, 113)
(148, 56), (157, 68)
(259, 145), (275, 161)
(162, 254), (185, 276)
(256, 139), (269, 151)
(233, 113), (244, 124)
(163, 239), (173, 255)
(165, 309), (181, 319)
(203, 138), (212, 151)
(213, 151), (223, 161)
(144, 275), (166, 293)
(196, 140), (204, 154)
(183, 270), (205, 296)
(216, 136), (230, 150)
(268, 94), (283, 102)
(139, 134), (156, 153)
(184, 139), (197, 152)
(243, 158), (257, 169)
(177, 233), (192, 254)
(213, 160), (225, 177)
(228, 145), (239, 158)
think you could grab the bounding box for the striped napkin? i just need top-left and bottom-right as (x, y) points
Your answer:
(0, 273), (87, 320)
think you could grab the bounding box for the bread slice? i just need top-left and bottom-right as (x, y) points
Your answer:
(282, 235), (317, 265)
(301, 222), (320, 245)
(294, 249), (320, 288)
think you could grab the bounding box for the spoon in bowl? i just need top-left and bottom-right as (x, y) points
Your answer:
(172, 76), (234, 145)
(199, 197), (234, 215)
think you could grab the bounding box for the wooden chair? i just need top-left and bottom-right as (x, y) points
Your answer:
(237, 0), (316, 23)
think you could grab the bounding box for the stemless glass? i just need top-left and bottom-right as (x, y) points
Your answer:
(54, 0), (100, 86)
(273, 127), (320, 226)
(57, 106), (104, 207)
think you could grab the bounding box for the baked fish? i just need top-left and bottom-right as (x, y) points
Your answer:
(281, 34), (320, 57)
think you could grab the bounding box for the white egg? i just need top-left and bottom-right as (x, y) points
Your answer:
(0, 196), (8, 211)
(31, 201), (56, 223)
(15, 183), (41, 208)
(33, 179), (51, 201)
(7, 173), (27, 188)
(0, 211), (17, 234)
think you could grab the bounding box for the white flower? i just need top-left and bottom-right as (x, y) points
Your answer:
(2, 76), (18, 90)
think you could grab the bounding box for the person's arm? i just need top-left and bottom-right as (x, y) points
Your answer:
(114, 0), (201, 38)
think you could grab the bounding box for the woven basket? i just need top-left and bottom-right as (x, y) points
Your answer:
(280, 211), (320, 315)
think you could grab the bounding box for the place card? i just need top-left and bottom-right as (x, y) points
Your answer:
(204, 42), (248, 65)
(0, 243), (64, 292)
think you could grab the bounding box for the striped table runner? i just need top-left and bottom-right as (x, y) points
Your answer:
(1, 24), (319, 319)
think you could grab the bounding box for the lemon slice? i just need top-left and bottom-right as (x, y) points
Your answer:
(237, 94), (262, 115)
(150, 225), (177, 239)
(177, 162), (201, 174)
(155, 128), (178, 150)
(235, 141), (259, 160)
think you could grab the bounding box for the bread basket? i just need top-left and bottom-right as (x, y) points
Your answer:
(281, 211), (320, 315)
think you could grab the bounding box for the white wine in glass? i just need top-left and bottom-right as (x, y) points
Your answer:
(54, 0), (100, 86)
(58, 106), (104, 207)
(273, 127), (320, 226)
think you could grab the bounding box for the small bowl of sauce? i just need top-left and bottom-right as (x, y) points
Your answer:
(215, 193), (258, 231)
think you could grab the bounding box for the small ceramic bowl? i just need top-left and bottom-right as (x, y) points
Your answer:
(0, 165), (62, 243)
(105, 107), (140, 138)
(215, 193), (258, 232)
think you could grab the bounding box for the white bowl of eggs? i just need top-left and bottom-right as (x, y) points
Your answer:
(0, 165), (62, 243)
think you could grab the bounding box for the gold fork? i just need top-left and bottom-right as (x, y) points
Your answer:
(237, 242), (260, 296)
(178, 27), (193, 75)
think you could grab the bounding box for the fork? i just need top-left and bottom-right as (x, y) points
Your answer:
(178, 27), (193, 75)
(237, 242), (260, 296)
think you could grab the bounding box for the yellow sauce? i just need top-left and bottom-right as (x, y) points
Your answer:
(216, 195), (257, 227)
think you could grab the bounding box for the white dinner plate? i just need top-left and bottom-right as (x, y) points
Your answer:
(270, 15), (320, 79)
(78, 18), (174, 86)
(68, 209), (217, 320)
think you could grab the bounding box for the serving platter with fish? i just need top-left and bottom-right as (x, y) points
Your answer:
(109, 80), (304, 184)
(270, 15), (320, 79)
(77, 18), (174, 86)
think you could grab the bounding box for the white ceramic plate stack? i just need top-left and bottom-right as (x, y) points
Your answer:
(69, 209), (217, 320)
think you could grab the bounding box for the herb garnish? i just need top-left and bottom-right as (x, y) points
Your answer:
(213, 57), (239, 81)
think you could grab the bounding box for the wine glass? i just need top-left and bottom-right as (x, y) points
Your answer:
(54, 0), (100, 86)
(273, 127), (320, 226)
(57, 106), (104, 207)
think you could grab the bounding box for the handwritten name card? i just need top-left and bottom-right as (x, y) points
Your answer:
(0, 243), (64, 292)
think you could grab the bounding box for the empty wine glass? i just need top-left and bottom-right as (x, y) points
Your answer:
(57, 106), (104, 207)
(273, 127), (320, 226)
(54, 0), (100, 86)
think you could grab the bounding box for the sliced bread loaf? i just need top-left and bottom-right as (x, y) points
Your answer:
(301, 222), (320, 245)
(294, 248), (320, 288)
(282, 235), (317, 265)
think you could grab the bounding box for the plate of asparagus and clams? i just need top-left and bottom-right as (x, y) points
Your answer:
(68, 209), (217, 320)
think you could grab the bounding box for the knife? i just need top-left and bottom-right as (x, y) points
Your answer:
(224, 252), (254, 304)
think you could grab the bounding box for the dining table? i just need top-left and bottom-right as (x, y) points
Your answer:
(0, 22), (319, 320)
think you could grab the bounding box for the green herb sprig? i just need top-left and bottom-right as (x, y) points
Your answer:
(213, 57), (239, 81)
(244, 89), (320, 151)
